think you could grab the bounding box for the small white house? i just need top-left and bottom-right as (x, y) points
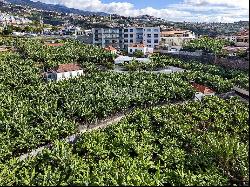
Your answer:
(44, 63), (84, 82)
(191, 82), (215, 101)
(114, 56), (150, 64)
(128, 44), (154, 56)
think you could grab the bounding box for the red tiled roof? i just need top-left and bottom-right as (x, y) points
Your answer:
(192, 82), (215, 94)
(55, 63), (82, 73)
(105, 46), (117, 51)
(45, 43), (64, 47)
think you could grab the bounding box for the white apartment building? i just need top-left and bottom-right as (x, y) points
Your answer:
(61, 26), (85, 35)
(123, 27), (160, 49)
(92, 27), (160, 50)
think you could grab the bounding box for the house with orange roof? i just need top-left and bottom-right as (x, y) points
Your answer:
(191, 82), (215, 101)
(44, 63), (84, 82)
(104, 45), (117, 54)
(128, 43), (154, 56)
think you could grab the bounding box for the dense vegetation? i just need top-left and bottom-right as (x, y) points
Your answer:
(15, 38), (116, 70)
(0, 97), (248, 186)
(0, 37), (115, 69)
(182, 37), (231, 55)
(118, 54), (249, 91)
(0, 37), (249, 186)
(0, 51), (195, 162)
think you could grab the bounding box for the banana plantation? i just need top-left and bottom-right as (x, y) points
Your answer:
(0, 97), (248, 186)
(0, 37), (249, 186)
(182, 37), (231, 55)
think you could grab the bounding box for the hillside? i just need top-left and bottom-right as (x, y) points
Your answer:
(6, 0), (108, 16)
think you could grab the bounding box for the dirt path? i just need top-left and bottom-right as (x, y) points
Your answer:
(19, 112), (127, 161)
(18, 100), (190, 161)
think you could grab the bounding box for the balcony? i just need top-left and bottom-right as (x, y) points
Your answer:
(103, 29), (119, 34)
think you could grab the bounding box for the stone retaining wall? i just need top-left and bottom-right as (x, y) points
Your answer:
(166, 52), (249, 70)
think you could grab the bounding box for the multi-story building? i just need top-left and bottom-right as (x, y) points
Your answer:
(92, 26), (160, 50)
(92, 28), (123, 49)
(160, 30), (196, 49)
(123, 27), (160, 49)
(60, 26), (85, 36)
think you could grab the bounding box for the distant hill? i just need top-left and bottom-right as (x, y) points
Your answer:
(6, 0), (109, 16)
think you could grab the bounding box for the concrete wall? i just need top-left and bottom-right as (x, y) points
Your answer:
(214, 57), (249, 70)
(56, 70), (84, 81)
(167, 52), (249, 70)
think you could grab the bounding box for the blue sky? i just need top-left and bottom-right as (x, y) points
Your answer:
(33, 0), (249, 23)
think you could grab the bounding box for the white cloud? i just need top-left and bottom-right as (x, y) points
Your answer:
(32, 0), (249, 22)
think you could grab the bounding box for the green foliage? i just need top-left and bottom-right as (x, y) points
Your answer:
(1, 26), (13, 36)
(0, 97), (248, 186)
(182, 37), (230, 55)
(0, 37), (248, 186)
(14, 38), (116, 70)
(133, 50), (144, 58)
(0, 51), (195, 162)
(120, 54), (249, 91)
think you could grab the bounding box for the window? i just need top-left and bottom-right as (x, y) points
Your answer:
(130, 34), (133, 38)
(124, 39), (128, 43)
(124, 34), (128, 38)
(70, 72), (73, 77)
(154, 39), (159, 43)
(147, 39), (151, 43)
(77, 72), (80, 76)
(130, 49), (133, 52)
(130, 39), (133, 43)
(147, 29), (151, 32)
(62, 73), (65, 79)
(124, 29), (128, 32)
(147, 34), (151, 38)
(154, 28), (159, 32)
(154, 34), (158, 38)
(130, 29), (133, 32)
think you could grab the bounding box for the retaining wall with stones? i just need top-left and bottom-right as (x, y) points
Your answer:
(166, 52), (249, 70)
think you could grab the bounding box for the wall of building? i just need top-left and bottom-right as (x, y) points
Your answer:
(93, 27), (160, 50)
(128, 47), (146, 54)
(46, 70), (84, 82)
(92, 28), (123, 49)
(160, 37), (194, 47)
(56, 70), (84, 81)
